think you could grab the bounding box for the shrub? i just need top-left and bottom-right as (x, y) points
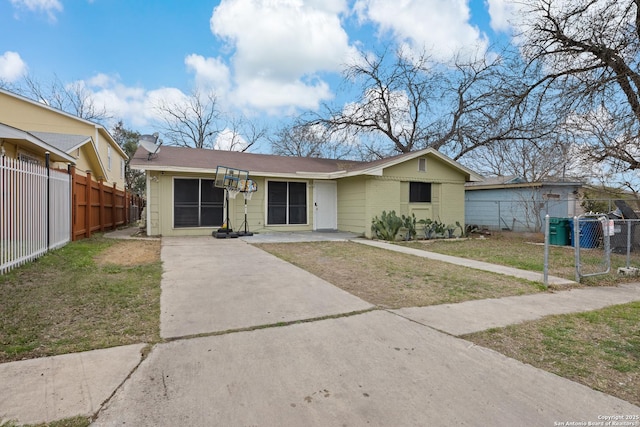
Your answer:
(371, 210), (403, 241)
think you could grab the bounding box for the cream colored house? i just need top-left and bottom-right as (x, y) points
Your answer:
(0, 88), (127, 189)
(131, 145), (482, 238)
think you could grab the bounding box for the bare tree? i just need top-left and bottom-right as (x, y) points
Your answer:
(312, 47), (520, 159)
(3, 74), (111, 122)
(217, 114), (268, 152)
(470, 136), (582, 182)
(154, 89), (222, 149)
(514, 0), (640, 176)
(269, 119), (354, 158)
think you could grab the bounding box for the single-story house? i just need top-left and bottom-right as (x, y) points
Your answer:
(131, 145), (483, 238)
(465, 176), (584, 232)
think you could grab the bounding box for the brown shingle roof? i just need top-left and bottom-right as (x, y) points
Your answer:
(131, 145), (366, 175)
(130, 145), (483, 181)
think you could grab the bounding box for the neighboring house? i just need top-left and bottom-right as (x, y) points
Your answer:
(131, 145), (482, 238)
(0, 122), (76, 165)
(0, 88), (127, 190)
(465, 176), (584, 232)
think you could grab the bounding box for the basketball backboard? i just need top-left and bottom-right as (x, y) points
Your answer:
(214, 166), (249, 190)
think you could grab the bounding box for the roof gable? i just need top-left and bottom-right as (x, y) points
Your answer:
(0, 122), (75, 163)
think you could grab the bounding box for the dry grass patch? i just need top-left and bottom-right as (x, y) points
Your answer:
(465, 302), (640, 406)
(255, 241), (544, 308)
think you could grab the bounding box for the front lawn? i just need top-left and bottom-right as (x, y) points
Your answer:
(465, 302), (640, 406)
(0, 235), (162, 363)
(255, 241), (545, 308)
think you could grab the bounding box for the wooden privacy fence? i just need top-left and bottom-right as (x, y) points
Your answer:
(70, 166), (144, 241)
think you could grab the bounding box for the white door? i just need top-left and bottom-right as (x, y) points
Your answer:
(313, 180), (337, 230)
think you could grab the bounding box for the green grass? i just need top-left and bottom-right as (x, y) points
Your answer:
(0, 235), (162, 363)
(465, 302), (640, 406)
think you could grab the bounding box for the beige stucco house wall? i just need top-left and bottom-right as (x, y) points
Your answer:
(132, 145), (481, 238)
(0, 88), (127, 189)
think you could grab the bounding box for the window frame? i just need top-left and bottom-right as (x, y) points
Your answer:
(409, 181), (432, 203)
(266, 180), (308, 226)
(418, 158), (427, 172)
(173, 177), (225, 228)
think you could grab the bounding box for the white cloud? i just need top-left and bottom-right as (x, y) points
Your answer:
(214, 128), (248, 151)
(209, 0), (356, 111)
(0, 51), (28, 82)
(10, 0), (63, 21)
(485, 0), (520, 33)
(68, 74), (189, 130)
(185, 54), (231, 95)
(234, 77), (332, 112)
(353, 0), (489, 62)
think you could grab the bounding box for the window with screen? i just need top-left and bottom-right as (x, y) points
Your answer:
(174, 178), (224, 228)
(267, 181), (307, 225)
(409, 182), (431, 203)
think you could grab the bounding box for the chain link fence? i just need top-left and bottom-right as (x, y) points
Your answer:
(466, 198), (640, 233)
(543, 214), (640, 285)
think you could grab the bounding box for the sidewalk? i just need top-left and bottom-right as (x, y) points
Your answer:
(395, 282), (640, 335)
(0, 344), (145, 425)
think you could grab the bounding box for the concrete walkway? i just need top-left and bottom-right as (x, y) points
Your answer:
(355, 239), (577, 286)
(0, 344), (145, 425)
(2, 232), (640, 426)
(395, 282), (640, 335)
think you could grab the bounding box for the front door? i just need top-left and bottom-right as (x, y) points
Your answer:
(313, 180), (337, 230)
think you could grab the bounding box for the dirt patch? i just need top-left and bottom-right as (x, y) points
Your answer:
(94, 240), (161, 266)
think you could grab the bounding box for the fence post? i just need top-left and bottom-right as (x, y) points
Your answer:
(574, 216), (580, 283)
(112, 183), (117, 230)
(68, 164), (73, 242)
(85, 171), (92, 239)
(627, 220), (632, 268)
(543, 214), (549, 288)
(45, 152), (50, 251)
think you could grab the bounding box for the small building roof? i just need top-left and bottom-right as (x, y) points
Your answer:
(466, 175), (584, 190)
(0, 122), (75, 163)
(29, 131), (92, 153)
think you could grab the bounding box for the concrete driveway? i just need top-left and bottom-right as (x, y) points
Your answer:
(93, 236), (640, 426)
(160, 237), (372, 338)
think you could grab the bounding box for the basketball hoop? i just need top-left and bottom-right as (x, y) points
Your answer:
(212, 165), (249, 238)
(239, 179), (257, 201)
(227, 187), (241, 199)
(237, 178), (257, 236)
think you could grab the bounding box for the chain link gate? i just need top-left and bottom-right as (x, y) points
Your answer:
(544, 214), (611, 285)
(573, 214), (611, 282)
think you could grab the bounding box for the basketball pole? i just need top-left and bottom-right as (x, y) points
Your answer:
(237, 192), (253, 236)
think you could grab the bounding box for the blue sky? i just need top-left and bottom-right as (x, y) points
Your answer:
(0, 0), (517, 149)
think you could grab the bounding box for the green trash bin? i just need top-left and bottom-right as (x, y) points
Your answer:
(549, 217), (570, 246)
